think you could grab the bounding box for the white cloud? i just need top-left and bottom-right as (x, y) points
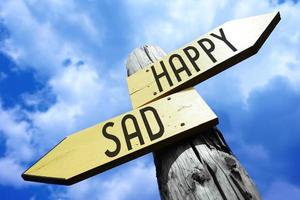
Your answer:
(126, 0), (226, 51)
(50, 159), (159, 200)
(0, 103), (35, 187)
(0, 0), (103, 76)
(0, 157), (26, 187)
(0, 104), (34, 163)
(28, 65), (105, 150)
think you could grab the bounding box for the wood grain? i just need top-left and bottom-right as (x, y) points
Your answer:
(126, 45), (261, 200)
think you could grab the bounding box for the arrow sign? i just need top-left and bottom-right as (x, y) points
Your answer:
(127, 11), (280, 108)
(22, 88), (218, 185)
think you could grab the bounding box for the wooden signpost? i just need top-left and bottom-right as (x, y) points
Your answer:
(128, 46), (261, 200)
(22, 11), (280, 199)
(22, 88), (217, 185)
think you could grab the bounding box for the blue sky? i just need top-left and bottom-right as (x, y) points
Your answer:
(0, 0), (300, 199)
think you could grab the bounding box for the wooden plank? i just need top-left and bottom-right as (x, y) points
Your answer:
(192, 135), (261, 199)
(127, 45), (261, 200)
(22, 88), (218, 185)
(127, 11), (280, 108)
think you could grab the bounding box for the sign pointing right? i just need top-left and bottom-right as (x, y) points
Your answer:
(127, 11), (280, 108)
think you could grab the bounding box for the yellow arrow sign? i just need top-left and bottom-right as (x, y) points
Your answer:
(127, 11), (280, 108)
(22, 88), (217, 185)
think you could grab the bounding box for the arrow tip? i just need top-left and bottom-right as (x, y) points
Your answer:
(21, 137), (75, 185)
(21, 172), (71, 185)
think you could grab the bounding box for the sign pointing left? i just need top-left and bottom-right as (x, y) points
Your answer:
(22, 88), (217, 185)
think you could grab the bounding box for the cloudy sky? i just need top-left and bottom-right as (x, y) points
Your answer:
(0, 0), (300, 199)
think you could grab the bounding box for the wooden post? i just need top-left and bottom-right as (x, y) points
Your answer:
(126, 45), (261, 200)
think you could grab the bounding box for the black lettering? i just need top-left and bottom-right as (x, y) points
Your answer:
(140, 106), (164, 141)
(198, 38), (217, 63)
(122, 114), (144, 151)
(102, 122), (121, 157)
(151, 62), (173, 92)
(210, 28), (237, 52)
(183, 46), (200, 72)
(169, 54), (192, 82)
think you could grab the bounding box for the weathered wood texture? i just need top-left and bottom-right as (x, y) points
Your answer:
(126, 45), (261, 200)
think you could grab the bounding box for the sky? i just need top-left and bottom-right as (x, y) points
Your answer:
(0, 0), (300, 199)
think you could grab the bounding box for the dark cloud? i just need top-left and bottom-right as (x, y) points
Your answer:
(62, 58), (72, 67)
